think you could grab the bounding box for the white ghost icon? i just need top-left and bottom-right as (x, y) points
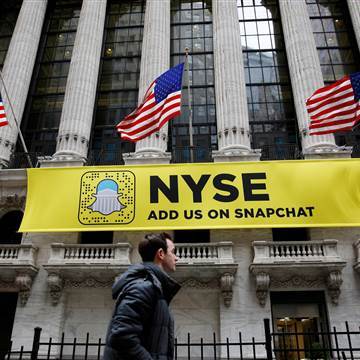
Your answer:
(88, 179), (126, 215)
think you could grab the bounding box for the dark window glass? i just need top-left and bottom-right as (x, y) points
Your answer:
(238, 0), (301, 160)
(22, 0), (82, 155)
(89, 0), (145, 165)
(272, 228), (309, 242)
(0, 1), (22, 69)
(306, 0), (360, 154)
(170, 0), (217, 163)
(80, 231), (113, 244)
(0, 211), (23, 244)
(174, 229), (210, 243)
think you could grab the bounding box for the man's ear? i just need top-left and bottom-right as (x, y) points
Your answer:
(156, 248), (165, 261)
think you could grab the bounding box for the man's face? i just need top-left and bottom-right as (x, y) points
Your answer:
(161, 239), (178, 272)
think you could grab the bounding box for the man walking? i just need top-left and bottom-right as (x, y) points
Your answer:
(103, 233), (180, 360)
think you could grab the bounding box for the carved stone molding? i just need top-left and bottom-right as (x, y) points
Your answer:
(15, 274), (33, 306)
(64, 277), (114, 288)
(0, 194), (26, 211)
(220, 273), (235, 307)
(47, 273), (63, 306)
(327, 271), (343, 305)
(0, 279), (16, 289)
(180, 278), (218, 289)
(254, 272), (270, 306)
(271, 276), (323, 289)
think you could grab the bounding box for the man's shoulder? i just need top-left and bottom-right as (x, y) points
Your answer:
(122, 275), (158, 298)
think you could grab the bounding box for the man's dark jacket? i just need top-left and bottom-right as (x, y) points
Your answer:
(103, 263), (181, 360)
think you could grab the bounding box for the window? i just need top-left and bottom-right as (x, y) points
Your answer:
(80, 231), (113, 244)
(22, 0), (82, 155)
(174, 229), (210, 243)
(272, 228), (309, 242)
(0, 0), (21, 69)
(170, 0), (217, 163)
(306, 0), (360, 154)
(89, 0), (145, 164)
(238, 0), (300, 159)
(0, 210), (23, 244)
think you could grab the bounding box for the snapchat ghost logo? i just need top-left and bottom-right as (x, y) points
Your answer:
(78, 171), (135, 225)
(88, 179), (126, 215)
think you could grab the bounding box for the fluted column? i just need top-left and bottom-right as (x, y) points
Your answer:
(212, 0), (260, 162)
(279, 0), (351, 159)
(51, 0), (107, 164)
(124, 0), (171, 165)
(347, 0), (360, 50)
(0, 0), (47, 167)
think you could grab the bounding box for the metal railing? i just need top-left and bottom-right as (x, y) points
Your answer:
(2, 319), (359, 360)
(259, 144), (303, 161)
(171, 146), (214, 163)
(86, 150), (124, 166)
(351, 144), (360, 158)
(7, 152), (43, 169)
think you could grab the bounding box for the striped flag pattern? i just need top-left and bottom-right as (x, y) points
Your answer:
(306, 72), (360, 135)
(116, 63), (184, 142)
(0, 94), (9, 127)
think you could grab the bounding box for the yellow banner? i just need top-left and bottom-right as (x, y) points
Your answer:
(19, 159), (360, 232)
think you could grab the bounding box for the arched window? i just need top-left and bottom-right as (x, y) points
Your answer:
(0, 210), (23, 244)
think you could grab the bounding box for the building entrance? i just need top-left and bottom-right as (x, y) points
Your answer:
(0, 293), (18, 360)
(271, 291), (329, 360)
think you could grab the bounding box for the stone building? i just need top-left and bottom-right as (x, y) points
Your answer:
(0, 0), (359, 358)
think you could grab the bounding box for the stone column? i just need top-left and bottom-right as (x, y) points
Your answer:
(47, 0), (107, 167)
(0, 0), (47, 167)
(212, 0), (260, 162)
(347, 0), (360, 50)
(279, 0), (351, 159)
(123, 0), (171, 165)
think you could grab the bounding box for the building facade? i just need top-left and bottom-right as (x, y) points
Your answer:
(0, 0), (360, 358)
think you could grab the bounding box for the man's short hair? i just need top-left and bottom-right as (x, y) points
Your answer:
(138, 233), (173, 262)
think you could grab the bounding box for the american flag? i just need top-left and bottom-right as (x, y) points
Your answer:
(306, 72), (360, 135)
(116, 63), (184, 142)
(0, 93), (9, 127)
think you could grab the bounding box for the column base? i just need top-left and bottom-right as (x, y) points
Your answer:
(38, 153), (86, 168)
(212, 148), (261, 162)
(303, 145), (352, 160)
(123, 151), (171, 165)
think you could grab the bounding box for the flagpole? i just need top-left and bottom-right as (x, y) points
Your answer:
(0, 71), (33, 167)
(184, 47), (194, 163)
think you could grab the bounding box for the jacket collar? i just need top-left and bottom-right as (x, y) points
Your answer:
(143, 262), (181, 303)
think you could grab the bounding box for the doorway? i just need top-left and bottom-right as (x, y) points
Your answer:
(271, 291), (329, 360)
(0, 293), (18, 359)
